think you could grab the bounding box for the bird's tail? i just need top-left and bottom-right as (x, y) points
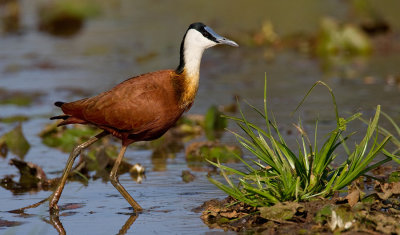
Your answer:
(50, 101), (69, 125)
(49, 115), (69, 121)
(50, 101), (86, 126)
(54, 101), (65, 107)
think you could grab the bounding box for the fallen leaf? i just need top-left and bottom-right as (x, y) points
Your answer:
(346, 189), (360, 207)
(377, 182), (400, 200)
(259, 202), (303, 221)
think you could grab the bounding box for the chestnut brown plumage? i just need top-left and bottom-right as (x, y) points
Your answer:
(52, 71), (190, 145)
(48, 22), (238, 214)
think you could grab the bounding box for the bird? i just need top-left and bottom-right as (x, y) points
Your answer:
(48, 22), (238, 214)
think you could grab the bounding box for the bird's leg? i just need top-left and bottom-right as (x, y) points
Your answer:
(110, 145), (143, 212)
(49, 131), (109, 214)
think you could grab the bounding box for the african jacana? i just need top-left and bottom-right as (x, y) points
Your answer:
(49, 22), (238, 213)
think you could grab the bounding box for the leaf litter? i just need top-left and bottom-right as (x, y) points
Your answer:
(199, 171), (400, 234)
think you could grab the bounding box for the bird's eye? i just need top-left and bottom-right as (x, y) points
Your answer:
(202, 30), (214, 41)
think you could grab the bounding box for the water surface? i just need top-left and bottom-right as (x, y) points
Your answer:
(1, 0), (400, 234)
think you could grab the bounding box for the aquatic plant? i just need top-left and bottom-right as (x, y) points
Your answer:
(208, 76), (399, 207)
(38, 0), (100, 37)
(360, 111), (400, 165)
(316, 17), (371, 56)
(0, 124), (30, 159)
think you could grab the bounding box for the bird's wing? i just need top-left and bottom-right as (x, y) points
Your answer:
(61, 71), (174, 132)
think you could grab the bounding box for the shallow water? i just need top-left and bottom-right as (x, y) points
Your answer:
(1, 0), (400, 234)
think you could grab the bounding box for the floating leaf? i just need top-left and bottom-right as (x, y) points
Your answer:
(0, 115), (29, 123)
(0, 96), (32, 106)
(181, 170), (195, 183)
(40, 123), (98, 152)
(186, 141), (241, 163)
(9, 158), (47, 188)
(0, 124), (30, 159)
(0, 139), (8, 158)
(204, 105), (227, 141)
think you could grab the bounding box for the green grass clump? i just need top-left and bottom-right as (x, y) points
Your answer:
(361, 111), (400, 165)
(209, 77), (399, 207)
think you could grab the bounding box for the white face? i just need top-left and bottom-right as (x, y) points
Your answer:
(184, 29), (217, 51)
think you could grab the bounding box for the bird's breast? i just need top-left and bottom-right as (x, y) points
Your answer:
(171, 70), (199, 109)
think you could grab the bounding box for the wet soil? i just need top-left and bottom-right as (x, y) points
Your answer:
(199, 181), (400, 234)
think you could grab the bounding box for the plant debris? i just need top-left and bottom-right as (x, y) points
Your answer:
(37, 0), (100, 37)
(0, 124), (30, 159)
(200, 178), (400, 234)
(0, 218), (24, 228)
(186, 141), (241, 171)
(40, 122), (99, 152)
(1, 158), (57, 194)
(0, 88), (43, 107)
(0, 145), (145, 194)
(0, 115), (29, 123)
(204, 105), (227, 141)
(181, 170), (196, 183)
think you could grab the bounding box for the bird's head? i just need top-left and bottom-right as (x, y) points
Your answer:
(184, 22), (239, 49)
(176, 22), (238, 74)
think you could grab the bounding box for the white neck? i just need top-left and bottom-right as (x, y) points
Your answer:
(182, 29), (217, 78)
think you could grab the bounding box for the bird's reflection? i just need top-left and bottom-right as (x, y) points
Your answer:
(44, 211), (139, 234)
(49, 214), (66, 235)
(117, 214), (139, 235)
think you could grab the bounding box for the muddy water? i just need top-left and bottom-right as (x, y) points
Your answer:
(1, 0), (400, 234)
